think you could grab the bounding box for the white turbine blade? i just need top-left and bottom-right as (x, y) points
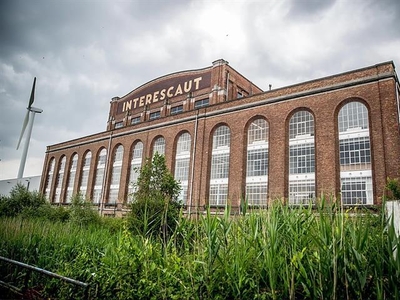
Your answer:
(28, 77), (36, 108)
(16, 110), (30, 150)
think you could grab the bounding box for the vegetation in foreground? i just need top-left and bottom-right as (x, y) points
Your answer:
(1, 199), (399, 299)
(0, 171), (399, 299)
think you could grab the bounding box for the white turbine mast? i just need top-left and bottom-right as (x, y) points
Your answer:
(16, 77), (43, 179)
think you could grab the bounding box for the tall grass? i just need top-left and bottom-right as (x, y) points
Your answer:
(1, 199), (399, 299)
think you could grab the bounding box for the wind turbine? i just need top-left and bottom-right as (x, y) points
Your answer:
(16, 77), (43, 179)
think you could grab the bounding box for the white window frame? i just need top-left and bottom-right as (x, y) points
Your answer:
(338, 101), (373, 205)
(288, 111), (315, 205)
(108, 145), (124, 204)
(209, 126), (230, 206)
(153, 137), (165, 156)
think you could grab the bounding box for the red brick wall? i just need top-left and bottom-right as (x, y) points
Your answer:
(41, 61), (400, 212)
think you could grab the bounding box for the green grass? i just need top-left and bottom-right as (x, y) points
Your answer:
(1, 199), (399, 299)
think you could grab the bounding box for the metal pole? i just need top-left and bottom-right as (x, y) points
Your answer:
(100, 132), (113, 216)
(188, 110), (199, 217)
(17, 111), (36, 179)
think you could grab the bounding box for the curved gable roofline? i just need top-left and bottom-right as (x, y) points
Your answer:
(116, 65), (213, 100)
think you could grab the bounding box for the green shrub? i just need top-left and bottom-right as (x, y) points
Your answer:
(0, 183), (46, 217)
(21, 203), (69, 221)
(69, 193), (100, 226)
(385, 177), (400, 200)
(127, 153), (181, 239)
(1, 200), (399, 299)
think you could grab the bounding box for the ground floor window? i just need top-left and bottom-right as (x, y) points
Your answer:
(93, 188), (102, 204)
(289, 175), (315, 205)
(177, 181), (188, 204)
(108, 188), (118, 204)
(245, 181), (268, 206)
(209, 182), (228, 206)
(340, 173), (373, 205)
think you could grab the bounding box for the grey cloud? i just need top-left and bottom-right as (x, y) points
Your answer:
(286, 0), (336, 20)
(1, 0), (400, 179)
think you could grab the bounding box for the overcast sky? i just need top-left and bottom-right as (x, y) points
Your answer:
(1, 0), (399, 180)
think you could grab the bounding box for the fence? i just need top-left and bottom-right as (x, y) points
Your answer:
(0, 256), (89, 299)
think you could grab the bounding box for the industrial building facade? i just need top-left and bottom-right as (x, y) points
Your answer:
(40, 59), (400, 215)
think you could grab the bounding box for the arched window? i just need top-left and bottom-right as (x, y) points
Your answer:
(65, 154), (78, 203)
(79, 151), (91, 196)
(45, 158), (55, 199)
(128, 141), (143, 200)
(209, 125), (230, 206)
(108, 145), (124, 204)
(338, 101), (373, 204)
(153, 136), (165, 156)
(54, 156), (66, 203)
(174, 132), (191, 204)
(246, 119), (269, 206)
(93, 148), (107, 204)
(288, 111), (315, 204)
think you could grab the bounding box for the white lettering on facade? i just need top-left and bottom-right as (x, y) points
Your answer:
(121, 76), (204, 113)
(175, 84), (183, 96)
(145, 94), (152, 105)
(167, 86), (174, 98)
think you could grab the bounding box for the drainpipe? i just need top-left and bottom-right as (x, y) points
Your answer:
(225, 71), (230, 101)
(396, 82), (400, 132)
(100, 132), (113, 216)
(188, 110), (199, 217)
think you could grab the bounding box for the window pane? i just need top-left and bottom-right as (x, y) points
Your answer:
(80, 151), (91, 193)
(209, 125), (230, 206)
(246, 183), (267, 206)
(338, 101), (373, 205)
(289, 111), (314, 139)
(195, 98), (209, 109)
(66, 154), (78, 203)
(93, 149), (107, 204)
(174, 133), (191, 204)
(288, 111), (315, 205)
(54, 156), (66, 203)
(108, 145), (123, 204)
(171, 105), (183, 115)
(153, 137), (165, 156)
(338, 102), (369, 132)
(150, 111), (160, 120)
(289, 180), (315, 205)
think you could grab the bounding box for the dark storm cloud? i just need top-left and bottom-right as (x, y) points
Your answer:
(286, 0), (336, 20)
(1, 0), (400, 179)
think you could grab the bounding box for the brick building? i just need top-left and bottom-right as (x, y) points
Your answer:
(40, 59), (400, 215)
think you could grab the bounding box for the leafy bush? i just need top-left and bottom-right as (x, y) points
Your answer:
(0, 183), (46, 217)
(1, 201), (399, 299)
(127, 153), (181, 239)
(385, 177), (400, 200)
(69, 193), (101, 226)
(21, 203), (70, 222)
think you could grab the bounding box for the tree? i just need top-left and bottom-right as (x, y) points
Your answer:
(127, 153), (181, 239)
(0, 183), (46, 217)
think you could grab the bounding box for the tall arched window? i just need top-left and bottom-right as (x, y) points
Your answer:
(93, 148), (107, 204)
(153, 136), (165, 156)
(174, 132), (191, 204)
(54, 156), (66, 203)
(45, 158), (55, 199)
(65, 154), (78, 203)
(128, 141), (143, 200)
(108, 145), (124, 204)
(288, 110), (315, 204)
(246, 118), (269, 206)
(209, 125), (230, 206)
(79, 151), (91, 196)
(338, 101), (373, 204)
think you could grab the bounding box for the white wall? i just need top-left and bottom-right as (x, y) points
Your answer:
(0, 175), (41, 197)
